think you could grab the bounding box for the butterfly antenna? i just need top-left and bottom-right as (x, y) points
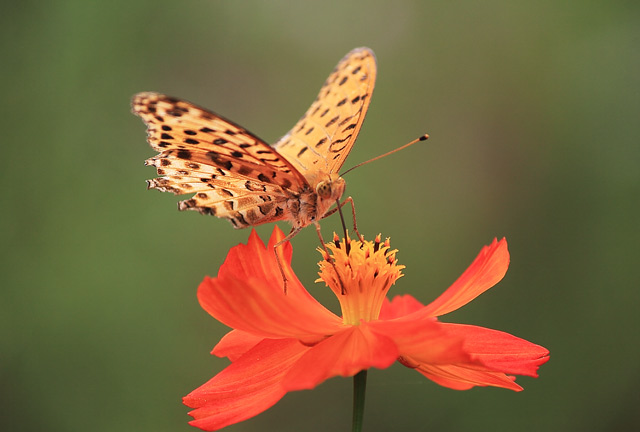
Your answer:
(340, 134), (429, 177)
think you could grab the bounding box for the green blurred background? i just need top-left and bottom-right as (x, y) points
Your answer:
(2, 1), (638, 431)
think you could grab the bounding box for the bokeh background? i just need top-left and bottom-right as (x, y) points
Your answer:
(2, 1), (638, 431)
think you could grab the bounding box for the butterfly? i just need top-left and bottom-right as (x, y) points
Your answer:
(132, 47), (377, 286)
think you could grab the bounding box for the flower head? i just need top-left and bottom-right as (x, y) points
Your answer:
(183, 227), (549, 431)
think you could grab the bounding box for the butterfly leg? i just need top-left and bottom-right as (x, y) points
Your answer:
(342, 196), (362, 241)
(322, 196), (363, 241)
(273, 227), (302, 294)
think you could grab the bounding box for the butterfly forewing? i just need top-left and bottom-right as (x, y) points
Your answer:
(132, 92), (309, 227)
(133, 93), (306, 189)
(273, 47), (376, 175)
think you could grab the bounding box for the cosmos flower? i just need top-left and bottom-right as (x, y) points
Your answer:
(183, 227), (549, 431)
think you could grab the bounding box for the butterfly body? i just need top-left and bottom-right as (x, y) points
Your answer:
(285, 172), (346, 230)
(133, 47), (375, 235)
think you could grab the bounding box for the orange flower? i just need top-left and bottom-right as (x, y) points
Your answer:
(183, 227), (549, 431)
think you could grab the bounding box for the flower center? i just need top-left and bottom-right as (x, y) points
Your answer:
(317, 233), (404, 325)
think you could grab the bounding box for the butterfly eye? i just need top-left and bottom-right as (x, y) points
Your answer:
(316, 181), (332, 199)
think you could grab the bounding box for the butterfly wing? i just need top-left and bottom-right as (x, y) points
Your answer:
(132, 92), (307, 228)
(273, 47), (377, 176)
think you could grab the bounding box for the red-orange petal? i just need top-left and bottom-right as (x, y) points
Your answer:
(402, 323), (549, 392)
(212, 330), (266, 362)
(415, 362), (524, 391)
(216, 228), (292, 289)
(420, 238), (510, 317)
(368, 316), (471, 365)
(282, 325), (399, 391)
(379, 294), (425, 320)
(184, 338), (309, 431)
(197, 228), (343, 341)
(440, 323), (550, 377)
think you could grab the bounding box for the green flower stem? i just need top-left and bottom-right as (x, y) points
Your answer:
(352, 370), (368, 432)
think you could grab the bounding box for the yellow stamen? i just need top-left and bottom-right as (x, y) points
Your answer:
(317, 234), (404, 325)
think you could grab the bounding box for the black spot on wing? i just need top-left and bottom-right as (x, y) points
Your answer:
(258, 203), (273, 215)
(331, 135), (351, 146)
(342, 123), (357, 132)
(325, 115), (339, 127)
(176, 149), (192, 160)
(280, 178), (292, 190)
(201, 207), (216, 216)
(235, 212), (248, 226)
(206, 152), (233, 170)
(237, 165), (253, 176)
(167, 109), (184, 117)
(257, 173), (271, 184)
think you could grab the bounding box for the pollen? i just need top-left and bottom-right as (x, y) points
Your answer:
(317, 233), (404, 325)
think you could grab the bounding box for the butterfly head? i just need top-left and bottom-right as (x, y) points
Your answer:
(316, 174), (346, 203)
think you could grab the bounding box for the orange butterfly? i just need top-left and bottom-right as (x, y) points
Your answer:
(132, 47), (424, 287)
